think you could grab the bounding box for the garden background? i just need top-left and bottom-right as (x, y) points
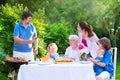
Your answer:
(0, 0), (120, 80)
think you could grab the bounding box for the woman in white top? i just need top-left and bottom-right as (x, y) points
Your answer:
(77, 21), (99, 58)
(65, 35), (80, 61)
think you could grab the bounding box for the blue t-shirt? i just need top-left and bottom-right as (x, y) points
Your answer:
(13, 21), (37, 52)
(103, 50), (114, 78)
(94, 57), (103, 76)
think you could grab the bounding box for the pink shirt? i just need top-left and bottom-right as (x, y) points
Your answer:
(78, 32), (99, 58)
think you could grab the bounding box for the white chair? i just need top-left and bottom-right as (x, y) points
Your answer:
(109, 47), (117, 80)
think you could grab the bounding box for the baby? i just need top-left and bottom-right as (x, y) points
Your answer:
(94, 48), (105, 76)
(89, 39), (105, 76)
(47, 43), (59, 60)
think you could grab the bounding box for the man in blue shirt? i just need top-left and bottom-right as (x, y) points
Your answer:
(13, 11), (38, 61)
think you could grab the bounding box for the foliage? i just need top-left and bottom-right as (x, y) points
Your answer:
(0, 63), (10, 80)
(116, 30), (120, 58)
(1, 1), (120, 43)
(0, 0), (49, 12)
(94, 0), (120, 47)
(0, 4), (47, 57)
(0, 4), (25, 79)
(45, 0), (120, 46)
(0, 4), (26, 55)
(0, 0), (120, 79)
(45, 0), (100, 26)
(32, 8), (48, 57)
(0, 51), (10, 80)
(44, 21), (76, 54)
(0, 4), (47, 79)
(116, 61), (120, 80)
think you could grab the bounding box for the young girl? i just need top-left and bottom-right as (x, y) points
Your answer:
(89, 37), (114, 80)
(47, 43), (59, 60)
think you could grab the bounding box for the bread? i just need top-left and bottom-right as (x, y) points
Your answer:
(54, 58), (74, 64)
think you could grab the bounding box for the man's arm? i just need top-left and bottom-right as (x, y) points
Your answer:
(14, 36), (33, 44)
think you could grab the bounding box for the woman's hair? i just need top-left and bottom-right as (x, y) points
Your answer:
(47, 43), (58, 53)
(22, 10), (32, 20)
(98, 37), (111, 50)
(69, 35), (79, 41)
(78, 21), (93, 37)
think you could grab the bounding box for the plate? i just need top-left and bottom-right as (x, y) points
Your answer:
(38, 62), (51, 65)
(80, 61), (91, 64)
(28, 61), (37, 64)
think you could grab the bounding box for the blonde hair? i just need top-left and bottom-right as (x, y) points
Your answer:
(47, 43), (58, 53)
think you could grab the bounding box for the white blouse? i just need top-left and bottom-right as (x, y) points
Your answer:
(78, 32), (99, 58)
(65, 46), (80, 61)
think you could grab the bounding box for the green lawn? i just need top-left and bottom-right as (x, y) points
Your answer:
(116, 61), (120, 80)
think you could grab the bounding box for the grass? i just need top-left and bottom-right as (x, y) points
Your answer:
(116, 62), (120, 80)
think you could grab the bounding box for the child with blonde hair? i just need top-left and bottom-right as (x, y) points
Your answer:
(47, 43), (59, 60)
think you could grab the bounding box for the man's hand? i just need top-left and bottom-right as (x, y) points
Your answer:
(33, 36), (38, 55)
(34, 49), (38, 55)
(26, 40), (34, 44)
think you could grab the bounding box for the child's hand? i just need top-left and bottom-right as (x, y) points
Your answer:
(86, 57), (92, 61)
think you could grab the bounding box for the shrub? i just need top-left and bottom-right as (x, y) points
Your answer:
(0, 4), (27, 55)
(0, 4), (47, 78)
(44, 21), (76, 54)
(32, 8), (48, 57)
(0, 4), (47, 57)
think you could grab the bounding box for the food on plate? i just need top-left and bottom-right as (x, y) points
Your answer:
(18, 58), (26, 62)
(54, 58), (74, 64)
(5, 57), (14, 61)
(5, 57), (26, 62)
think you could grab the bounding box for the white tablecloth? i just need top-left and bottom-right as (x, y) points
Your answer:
(17, 62), (96, 80)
